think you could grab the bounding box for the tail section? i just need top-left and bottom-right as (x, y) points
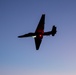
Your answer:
(51, 25), (57, 36)
(43, 25), (57, 36)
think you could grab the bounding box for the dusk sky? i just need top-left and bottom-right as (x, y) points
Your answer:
(0, 0), (76, 75)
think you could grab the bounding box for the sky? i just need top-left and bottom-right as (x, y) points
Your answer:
(0, 0), (76, 75)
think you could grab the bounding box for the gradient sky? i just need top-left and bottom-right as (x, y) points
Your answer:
(0, 0), (76, 75)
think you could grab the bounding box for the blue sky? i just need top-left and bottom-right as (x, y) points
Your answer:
(0, 0), (76, 75)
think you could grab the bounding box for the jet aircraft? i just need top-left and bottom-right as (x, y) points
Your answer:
(18, 14), (57, 50)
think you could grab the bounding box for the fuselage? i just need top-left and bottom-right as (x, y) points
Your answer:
(35, 29), (44, 39)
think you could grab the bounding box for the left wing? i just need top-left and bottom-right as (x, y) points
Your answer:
(35, 14), (45, 33)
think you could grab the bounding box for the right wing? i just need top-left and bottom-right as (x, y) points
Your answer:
(34, 38), (42, 50)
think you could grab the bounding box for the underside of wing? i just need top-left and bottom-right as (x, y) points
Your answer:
(35, 14), (45, 33)
(34, 38), (42, 50)
(34, 14), (45, 50)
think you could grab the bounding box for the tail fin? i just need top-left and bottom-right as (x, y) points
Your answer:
(51, 25), (57, 36)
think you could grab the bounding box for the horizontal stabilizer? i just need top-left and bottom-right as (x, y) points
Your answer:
(51, 25), (57, 36)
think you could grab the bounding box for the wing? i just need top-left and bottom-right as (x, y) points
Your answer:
(35, 14), (45, 33)
(34, 38), (42, 50)
(34, 14), (45, 50)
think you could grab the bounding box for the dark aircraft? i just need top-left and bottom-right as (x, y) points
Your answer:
(18, 14), (57, 50)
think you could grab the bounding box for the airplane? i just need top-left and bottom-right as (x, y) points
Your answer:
(18, 14), (57, 50)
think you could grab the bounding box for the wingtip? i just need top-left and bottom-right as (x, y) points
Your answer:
(36, 46), (39, 50)
(36, 48), (39, 50)
(42, 14), (45, 16)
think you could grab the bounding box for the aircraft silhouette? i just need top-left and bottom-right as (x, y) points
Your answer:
(18, 14), (57, 50)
